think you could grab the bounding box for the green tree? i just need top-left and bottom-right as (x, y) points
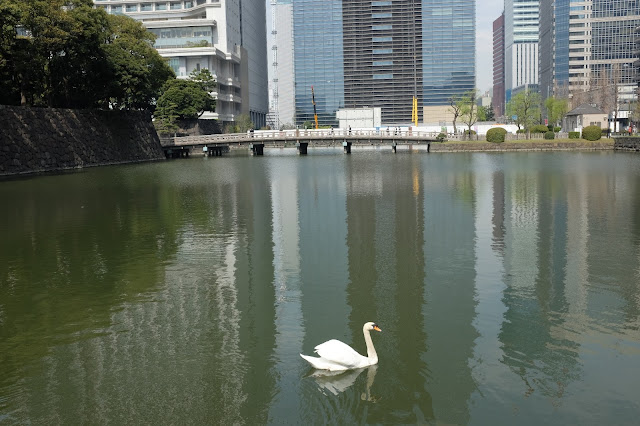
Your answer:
(189, 68), (216, 93)
(544, 96), (568, 129)
(155, 79), (213, 120)
(49, 2), (113, 108)
(483, 104), (496, 121)
(0, 0), (172, 109)
(103, 14), (174, 110)
(0, 0), (24, 105)
(506, 90), (541, 138)
(153, 101), (179, 135)
(235, 114), (254, 133)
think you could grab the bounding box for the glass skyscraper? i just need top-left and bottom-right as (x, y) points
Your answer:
(292, 0), (476, 126)
(422, 0), (475, 105)
(293, 0), (345, 126)
(539, 0), (569, 101)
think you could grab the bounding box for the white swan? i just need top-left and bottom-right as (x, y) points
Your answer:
(300, 322), (381, 371)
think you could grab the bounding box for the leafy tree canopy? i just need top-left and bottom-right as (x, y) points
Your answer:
(544, 96), (568, 128)
(155, 78), (213, 120)
(102, 14), (174, 110)
(0, 0), (174, 109)
(506, 90), (541, 134)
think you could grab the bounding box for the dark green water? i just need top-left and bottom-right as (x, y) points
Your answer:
(1, 150), (639, 425)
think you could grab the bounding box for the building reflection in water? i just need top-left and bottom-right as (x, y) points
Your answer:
(422, 154), (478, 425)
(3, 153), (640, 423)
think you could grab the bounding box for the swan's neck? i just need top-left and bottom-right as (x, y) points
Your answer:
(363, 327), (378, 364)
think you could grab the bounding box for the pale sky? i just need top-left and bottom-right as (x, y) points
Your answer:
(266, 0), (505, 93)
(476, 0), (505, 93)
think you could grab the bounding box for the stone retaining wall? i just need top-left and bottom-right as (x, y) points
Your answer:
(614, 137), (640, 151)
(0, 106), (164, 177)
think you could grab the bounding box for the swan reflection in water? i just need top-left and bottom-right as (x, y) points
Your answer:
(306, 365), (379, 401)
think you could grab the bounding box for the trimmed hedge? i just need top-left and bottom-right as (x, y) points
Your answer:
(486, 127), (508, 143)
(530, 124), (549, 134)
(553, 126), (561, 132)
(544, 131), (555, 140)
(582, 125), (602, 141)
(516, 129), (526, 134)
(569, 131), (580, 139)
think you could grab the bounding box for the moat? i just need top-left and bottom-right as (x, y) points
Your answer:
(1, 151), (639, 424)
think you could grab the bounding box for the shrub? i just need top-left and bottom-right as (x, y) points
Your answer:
(553, 126), (562, 133)
(436, 132), (446, 142)
(463, 129), (476, 135)
(530, 124), (549, 134)
(568, 131), (580, 139)
(544, 131), (555, 140)
(582, 125), (602, 141)
(601, 128), (609, 136)
(486, 127), (507, 143)
(516, 129), (526, 134)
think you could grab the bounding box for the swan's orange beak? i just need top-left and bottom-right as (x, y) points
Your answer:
(373, 325), (381, 332)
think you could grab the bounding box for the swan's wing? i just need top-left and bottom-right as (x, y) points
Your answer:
(314, 339), (366, 369)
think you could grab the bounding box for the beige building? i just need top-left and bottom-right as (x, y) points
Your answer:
(563, 104), (608, 131)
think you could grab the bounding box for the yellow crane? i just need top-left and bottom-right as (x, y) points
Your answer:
(412, 96), (418, 127)
(311, 86), (319, 129)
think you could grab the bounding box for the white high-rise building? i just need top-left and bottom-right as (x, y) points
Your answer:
(504, 0), (539, 101)
(267, 0), (295, 129)
(94, 0), (268, 128)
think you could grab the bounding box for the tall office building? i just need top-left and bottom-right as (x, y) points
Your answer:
(422, 0), (475, 123)
(636, 25), (640, 88)
(539, 1), (639, 106)
(493, 13), (506, 118)
(504, 0), (539, 102)
(267, 0), (295, 129)
(343, 0), (423, 123)
(291, 0), (475, 126)
(539, 0), (569, 101)
(94, 0), (268, 128)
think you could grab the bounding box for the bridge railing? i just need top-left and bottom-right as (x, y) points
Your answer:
(168, 128), (457, 146)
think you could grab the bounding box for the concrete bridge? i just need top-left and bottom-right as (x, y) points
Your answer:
(160, 128), (446, 157)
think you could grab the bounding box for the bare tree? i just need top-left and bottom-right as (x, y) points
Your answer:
(460, 90), (479, 138)
(610, 64), (622, 133)
(448, 95), (463, 135)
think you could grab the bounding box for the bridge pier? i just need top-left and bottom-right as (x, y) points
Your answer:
(206, 145), (227, 156)
(343, 141), (352, 154)
(296, 141), (308, 155)
(249, 143), (264, 156)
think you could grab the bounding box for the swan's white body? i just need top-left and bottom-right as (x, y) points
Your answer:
(300, 322), (381, 371)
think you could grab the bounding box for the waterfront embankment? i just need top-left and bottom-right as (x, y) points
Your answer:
(430, 139), (615, 152)
(613, 136), (640, 151)
(0, 105), (164, 177)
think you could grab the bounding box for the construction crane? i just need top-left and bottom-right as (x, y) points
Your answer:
(311, 86), (319, 129)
